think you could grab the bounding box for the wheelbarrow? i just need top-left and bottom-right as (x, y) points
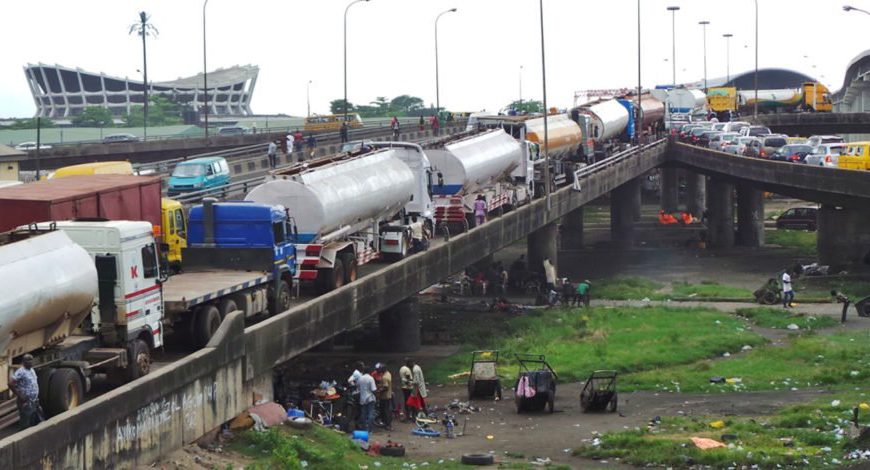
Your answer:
(579, 370), (618, 412)
(514, 354), (557, 414)
(467, 350), (502, 400)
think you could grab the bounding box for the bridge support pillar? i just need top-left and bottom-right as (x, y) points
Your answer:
(686, 172), (706, 218)
(610, 179), (639, 246)
(736, 185), (765, 247)
(660, 167), (679, 212)
(561, 207), (584, 250)
(818, 205), (870, 268)
(378, 298), (421, 352)
(528, 222), (558, 275)
(707, 178), (734, 248)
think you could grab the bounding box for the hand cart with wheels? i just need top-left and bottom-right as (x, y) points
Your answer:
(514, 353), (557, 413)
(467, 350), (502, 400)
(579, 370), (618, 412)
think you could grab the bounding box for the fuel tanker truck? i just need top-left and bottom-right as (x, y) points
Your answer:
(424, 129), (533, 232)
(246, 145), (432, 292)
(0, 221), (165, 427)
(571, 98), (631, 160)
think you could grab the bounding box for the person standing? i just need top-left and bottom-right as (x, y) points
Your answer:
(285, 133), (295, 163)
(391, 116), (400, 140)
(340, 121), (349, 143)
(356, 367), (377, 432)
(10, 354), (42, 429)
(473, 195), (487, 227)
(430, 115), (440, 136)
(542, 257), (556, 293)
(267, 140), (278, 169)
(306, 134), (317, 158)
(411, 359), (428, 416)
(576, 279), (591, 308)
(294, 129), (304, 149)
(418, 115), (425, 131)
(375, 363), (393, 431)
(399, 359), (414, 421)
(782, 270), (795, 308)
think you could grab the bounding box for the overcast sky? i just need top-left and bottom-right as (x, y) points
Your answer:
(1, 0), (867, 118)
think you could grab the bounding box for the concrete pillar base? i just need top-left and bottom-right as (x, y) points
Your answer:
(818, 205), (870, 268)
(528, 223), (558, 275)
(660, 167), (679, 212)
(610, 179), (639, 246)
(736, 185), (765, 247)
(707, 178), (735, 248)
(244, 371), (274, 405)
(561, 207), (584, 250)
(686, 172), (707, 218)
(378, 298), (422, 353)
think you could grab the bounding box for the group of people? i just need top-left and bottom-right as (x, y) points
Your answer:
(347, 358), (428, 432)
(559, 278), (591, 307)
(266, 130), (318, 169)
(461, 261), (509, 296)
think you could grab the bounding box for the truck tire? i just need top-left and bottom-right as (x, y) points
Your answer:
(46, 368), (83, 417)
(194, 305), (222, 347)
(339, 253), (358, 284)
(268, 281), (292, 316)
(37, 367), (56, 407)
(127, 339), (151, 381)
(219, 299), (238, 320)
(316, 258), (345, 293)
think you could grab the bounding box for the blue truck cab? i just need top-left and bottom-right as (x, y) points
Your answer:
(168, 157), (231, 196)
(186, 200), (296, 280)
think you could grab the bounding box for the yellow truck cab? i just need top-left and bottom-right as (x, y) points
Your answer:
(707, 87), (738, 113)
(839, 142), (870, 170)
(802, 82), (833, 112)
(50, 161), (188, 266)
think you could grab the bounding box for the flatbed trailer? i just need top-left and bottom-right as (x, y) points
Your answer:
(162, 270), (274, 312)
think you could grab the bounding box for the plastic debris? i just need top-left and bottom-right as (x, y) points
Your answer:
(709, 420), (726, 429)
(860, 403), (870, 411)
(725, 378), (742, 384)
(832, 400), (841, 407)
(486, 435), (494, 440)
(742, 345), (753, 351)
(709, 376), (726, 384)
(691, 437), (726, 449)
(787, 323), (800, 330)
(851, 371), (860, 377)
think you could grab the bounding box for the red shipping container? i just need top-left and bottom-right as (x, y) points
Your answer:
(0, 175), (163, 232)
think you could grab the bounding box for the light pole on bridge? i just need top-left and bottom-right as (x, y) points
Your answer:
(723, 33), (733, 83)
(699, 20), (710, 93)
(666, 6), (680, 88)
(435, 8), (457, 117)
(344, 0), (370, 123)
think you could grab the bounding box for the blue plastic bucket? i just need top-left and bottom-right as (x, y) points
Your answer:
(286, 408), (305, 418)
(352, 430), (369, 442)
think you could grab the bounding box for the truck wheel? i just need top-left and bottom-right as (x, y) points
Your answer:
(219, 299), (238, 320)
(46, 368), (84, 416)
(268, 281), (292, 316)
(316, 258), (345, 293)
(127, 339), (151, 381)
(194, 305), (222, 347)
(339, 253), (358, 284)
(37, 367), (56, 407)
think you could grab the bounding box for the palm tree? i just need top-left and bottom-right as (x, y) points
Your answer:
(129, 12), (158, 138)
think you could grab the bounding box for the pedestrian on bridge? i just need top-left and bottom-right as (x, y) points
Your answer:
(267, 140), (278, 169)
(340, 122), (349, 143)
(306, 134), (317, 158)
(473, 195), (487, 227)
(10, 354), (43, 429)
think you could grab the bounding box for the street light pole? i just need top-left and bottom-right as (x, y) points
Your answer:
(435, 8), (457, 116)
(519, 65), (523, 104)
(344, 0), (369, 122)
(539, 0), (550, 211)
(667, 6), (680, 87)
(699, 21), (710, 93)
(203, 0), (209, 141)
(307, 80), (312, 117)
(723, 33), (733, 83)
(130, 12), (157, 140)
(754, 0), (759, 119)
(844, 5), (870, 15)
(636, 0), (642, 144)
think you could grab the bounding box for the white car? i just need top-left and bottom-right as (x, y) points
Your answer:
(807, 135), (844, 154)
(709, 132), (740, 151)
(723, 136), (758, 155)
(724, 121), (750, 133)
(804, 143), (845, 167)
(14, 142), (53, 151)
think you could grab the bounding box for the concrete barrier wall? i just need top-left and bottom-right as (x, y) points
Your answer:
(0, 141), (666, 469)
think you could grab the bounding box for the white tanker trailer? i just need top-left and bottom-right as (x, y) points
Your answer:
(576, 99), (630, 142)
(0, 222), (165, 427)
(425, 129), (533, 232)
(247, 147), (431, 291)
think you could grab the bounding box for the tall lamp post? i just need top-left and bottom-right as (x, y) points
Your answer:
(435, 8), (457, 116)
(203, 0), (209, 140)
(307, 80), (313, 117)
(344, 0), (370, 122)
(723, 33), (733, 83)
(844, 4), (870, 14)
(753, 0), (759, 118)
(636, 0), (641, 144)
(667, 6), (680, 87)
(519, 65), (523, 104)
(699, 20), (710, 92)
(130, 12), (157, 140)
(539, 0), (550, 210)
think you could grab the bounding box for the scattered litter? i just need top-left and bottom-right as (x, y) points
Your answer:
(741, 345), (753, 351)
(532, 457), (552, 466)
(447, 371), (471, 379)
(851, 371), (861, 377)
(720, 434), (737, 441)
(709, 420), (726, 429)
(832, 400), (842, 407)
(780, 438), (794, 447)
(709, 376), (726, 384)
(691, 437), (726, 449)
(641, 297), (650, 302)
(722, 352), (731, 357)
(725, 378), (742, 384)
(486, 435), (494, 440)
(860, 403), (870, 411)
(787, 323), (800, 330)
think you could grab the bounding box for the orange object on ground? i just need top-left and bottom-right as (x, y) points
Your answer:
(690, 437), (726, 450)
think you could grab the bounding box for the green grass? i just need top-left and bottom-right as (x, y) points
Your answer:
(736, 307), (838, 330)
(582, 206), (610, 223)
(232, 425), (568, 469)
(798, 277), (870, 299)
(671, 281), (753, 299)
(623, 329), (870, 393)
(593, 277), (664, 300)
(575, 397), (868, 468)
(427, 306), (767, 385)
(765, 229), (817, 257)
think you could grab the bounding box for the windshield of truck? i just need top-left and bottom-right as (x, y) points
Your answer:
(172, 164), (205, 177)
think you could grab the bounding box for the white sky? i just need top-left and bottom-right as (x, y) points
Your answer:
(1, 0), (867, 118)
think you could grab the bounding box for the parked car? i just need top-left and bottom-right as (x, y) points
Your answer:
(102, 133), (139, 144)
(688, 127), (711, 145)
(839, 141), (870, 170)
(678, 124), (703, 142)
(775, 206), (817, 231)
(14, 142), (52, 151)
(697, 130), (723, 147)
(771, 144), (814, 163)
(710, 132), (740, 151)
(217, 126), (248, 136)
(739, 125), (772, 138)
(746, 135), (787, 158)
(725, 136), (758, 155)
(804, 143), (845, 167)
(724, 121), (750, 133)
(167, 156), (231, 196)
(807, 135), (844, 153)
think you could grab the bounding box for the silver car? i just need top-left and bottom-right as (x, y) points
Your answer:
(723, 136), (758, 155)
(709, 132), (740, 151)
(804, 143), (845, 167)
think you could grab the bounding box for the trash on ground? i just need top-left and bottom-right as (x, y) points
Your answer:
(787, 323), (800, 330)
(691, 437), (726, 449)
(708, 420), (726, 429)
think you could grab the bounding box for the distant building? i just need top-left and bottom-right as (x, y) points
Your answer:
(23, 63), (258, 118)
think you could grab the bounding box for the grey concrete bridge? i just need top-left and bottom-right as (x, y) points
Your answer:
(747, 112), (870, 135)
(4, 137), (869, 468)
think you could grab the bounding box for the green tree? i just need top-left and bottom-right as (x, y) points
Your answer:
(390, 95), (424, 114)
(123, 95), (183, 127)
(329, 99), (355, 115)
(72, 106), (114, 128)
(370, 96), (389, 114)
(507, 99), (543, 114)
(8, 117), (56, 129)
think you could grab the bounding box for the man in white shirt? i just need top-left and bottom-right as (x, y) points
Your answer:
(356, 368), (377, 431)
(782, 270), (794, 308)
